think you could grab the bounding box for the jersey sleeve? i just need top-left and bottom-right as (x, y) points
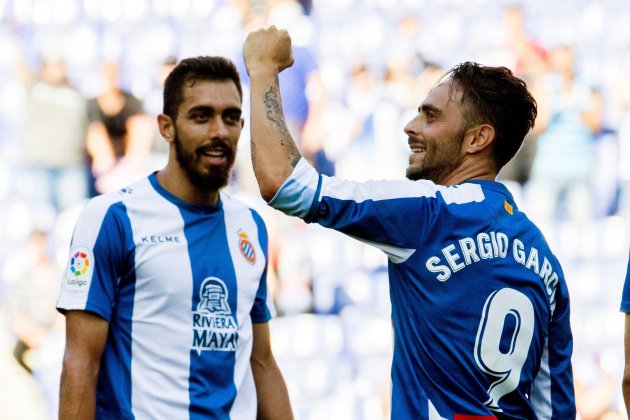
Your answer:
(530, 276), (575, 418)
(268, 158), (484, 261)
(249, 209), (273, 323)
(56, 199), (133, 322)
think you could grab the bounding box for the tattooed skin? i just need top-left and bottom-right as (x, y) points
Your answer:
(261, 78), (300, 165)
(250, 136), (256, 166)
(263, 82), (292, 142)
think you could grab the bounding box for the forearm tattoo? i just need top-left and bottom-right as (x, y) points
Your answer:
(262, 77), (300, 163)
(263, 85), (291, 143)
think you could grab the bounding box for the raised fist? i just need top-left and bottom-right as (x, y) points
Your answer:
(243, 26), (295, 76)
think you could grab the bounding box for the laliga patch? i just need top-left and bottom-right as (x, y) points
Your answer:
(63, 246), (93, 292)
(238, 230), (256, 265)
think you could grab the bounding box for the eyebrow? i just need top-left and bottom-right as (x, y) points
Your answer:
(186, 105), (242, 116)
(419, 103), (442, 115)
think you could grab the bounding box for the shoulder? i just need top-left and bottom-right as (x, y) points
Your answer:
(81, 178), (153, 218)
(357, 179), (485, 205)
(221, 194), (269, 235)
(435, 182), (486, 205)
(221, 194), (264, 220)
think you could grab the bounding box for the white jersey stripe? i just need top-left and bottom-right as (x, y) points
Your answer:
(347, 234), (416, 264)
(126, 184), (192, 419)
(223, 200), (264, 419)
(531, 337), (552, 418)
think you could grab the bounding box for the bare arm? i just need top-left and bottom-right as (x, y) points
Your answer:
(300, 70), (328, 156)
(251, 322), (293, 420)
(124, 113), (155, 160)
(243, 26), (302, 201)
(623, 314), (630, 418)
(59, 310), (109, 420)
(86, 121), (117, 175)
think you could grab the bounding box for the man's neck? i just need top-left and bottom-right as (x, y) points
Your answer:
(156, 166), (220, 206)
(438, 158), (498, 186)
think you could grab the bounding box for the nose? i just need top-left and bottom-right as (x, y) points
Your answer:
(209, 116), (229, 138)
(404, 114), (420, 137)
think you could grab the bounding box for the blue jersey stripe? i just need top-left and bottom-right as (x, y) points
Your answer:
(180, 206), (237, 419)
(93, 202), (137, 419)
(250, 209), (271, 322)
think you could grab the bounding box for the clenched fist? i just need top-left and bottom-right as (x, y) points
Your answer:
(243, 26), (295, 76)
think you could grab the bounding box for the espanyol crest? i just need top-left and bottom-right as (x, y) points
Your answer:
(238, 229), (256, 264)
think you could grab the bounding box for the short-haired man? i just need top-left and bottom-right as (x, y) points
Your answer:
(243, 27), (575, 419)
(57, 56), (293, 420)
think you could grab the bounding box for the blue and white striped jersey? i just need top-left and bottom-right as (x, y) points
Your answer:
(57, 173), (272, 420)
(269, 159), (575, 419)
(620, 250), (630, 313)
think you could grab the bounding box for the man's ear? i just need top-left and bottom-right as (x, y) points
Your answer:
(464, 124), (495, 154)
(158, 114), (175, 144)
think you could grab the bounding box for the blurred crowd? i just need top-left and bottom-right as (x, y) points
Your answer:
(1, 0), (629, 419)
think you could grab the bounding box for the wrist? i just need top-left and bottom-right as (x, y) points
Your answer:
(246, 66), (279, 80)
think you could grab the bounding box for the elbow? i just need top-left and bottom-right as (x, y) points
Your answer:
(260, 188), (278, 203)
(61, 349), (101, 382)
(257, 179), (283, 203)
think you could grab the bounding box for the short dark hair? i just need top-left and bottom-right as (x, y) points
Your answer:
(162, 56), (243, 119)
(445, 62), (537, 169)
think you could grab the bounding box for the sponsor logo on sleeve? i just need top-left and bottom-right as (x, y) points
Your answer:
(63, 247), (93, 292)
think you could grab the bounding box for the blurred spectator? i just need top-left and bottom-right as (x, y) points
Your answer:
(618, 102), (630, 224)
(590, 88), (619, 218)
(502, 4), (549, 81)
(332, 62), (382, 180)
(239, 0), (333, 176)
(2, 230), (64, 419)
(86, 59), (154, 195)
(496, 5), (549, 203)
(143, 55), (178, 163)
(13, 41), (89, 212)
(526, 45), (601, 225)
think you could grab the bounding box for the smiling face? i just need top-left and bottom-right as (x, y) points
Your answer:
(404, 80), (470, 184)
(170, 79), (243, 192)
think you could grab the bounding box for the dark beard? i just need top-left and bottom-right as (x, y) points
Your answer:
(405, 130), (466, 183)
(406, 163), (456, 183)
(174, 134), (235, 192)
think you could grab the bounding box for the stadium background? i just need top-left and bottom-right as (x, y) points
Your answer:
(0, 0), (629, 418)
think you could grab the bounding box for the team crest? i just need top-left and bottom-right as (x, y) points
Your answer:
(192, 277), (238, 354)
(63, 246), (93, 291)
(238, 229), (256, 264)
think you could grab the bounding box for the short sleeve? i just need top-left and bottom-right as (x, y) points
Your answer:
(57, 200), (133, 322)
(249, 209), (273, 323)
